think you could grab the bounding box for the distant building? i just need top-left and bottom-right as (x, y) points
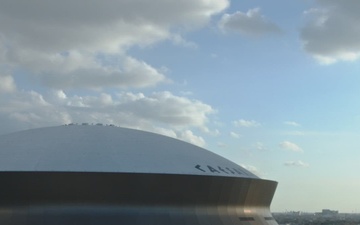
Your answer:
(0, 125), (279, 225)
(322, 209), (339, 215)
(315, 209), (339, 218)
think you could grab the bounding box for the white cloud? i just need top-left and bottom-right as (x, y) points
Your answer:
(254, 142), (267, 151)
(0, 89), (214, 146)
(0, 0), (229, 52)
(284, 121), (301, 127)
(0, 0), (228, 89)
(147, 127), (205, 147)
(240, 164), (262, 177)
(279, 141), (303, 153)
(0, 75), (16, 93)
(115, 91), (215, 128)
(219, 8), (281, 37)
(230, 131), (241, 139)
(180, 91), (193, 96)
(0, 1), (231, 146)
(284, 160), (309, 168)
(202, 128), (220, 136)
(301, 1), (360, 64)
(217, 142), (227, 148)
(0, 91), (72, 131)
(0, 1), (228, 146)
(6, 50), (167, 89)
(233, 119), (260, 128)
(54, 90), (67, 100)
(177, 130), (205, 147)
(170, 34), (198, 49)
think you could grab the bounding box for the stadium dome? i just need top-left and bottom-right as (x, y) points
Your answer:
(0, 125), (278, 225)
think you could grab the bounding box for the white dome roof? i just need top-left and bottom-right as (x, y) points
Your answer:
(0, 125), (257, 178)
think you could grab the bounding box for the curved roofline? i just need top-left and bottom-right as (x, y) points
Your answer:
(0, 125), (259, 179)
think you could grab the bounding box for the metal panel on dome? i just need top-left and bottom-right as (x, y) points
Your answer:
(0, 125), (257, 178)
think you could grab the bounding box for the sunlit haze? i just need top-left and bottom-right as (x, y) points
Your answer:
(1, 0), (360, 213)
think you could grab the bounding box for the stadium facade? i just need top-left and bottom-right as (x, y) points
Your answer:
(0, 125), (278, 225)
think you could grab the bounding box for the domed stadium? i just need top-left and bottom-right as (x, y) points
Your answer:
(0, 124), (278, 225)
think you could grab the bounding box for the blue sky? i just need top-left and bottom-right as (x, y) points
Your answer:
(1, 0), (360, 212)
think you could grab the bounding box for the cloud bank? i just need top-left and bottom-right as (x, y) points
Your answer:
(301, 1), (360, 64)
(279, 141), (303, 153)
(0, 89), (215, 147)
(0, 0), (229, 146)
(284, 121), (301, 127)
(219, 8), (281, 37)
(0, 0), (229, 89)
(233, 119), (261, 128)
(284, 160), (309, 167)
